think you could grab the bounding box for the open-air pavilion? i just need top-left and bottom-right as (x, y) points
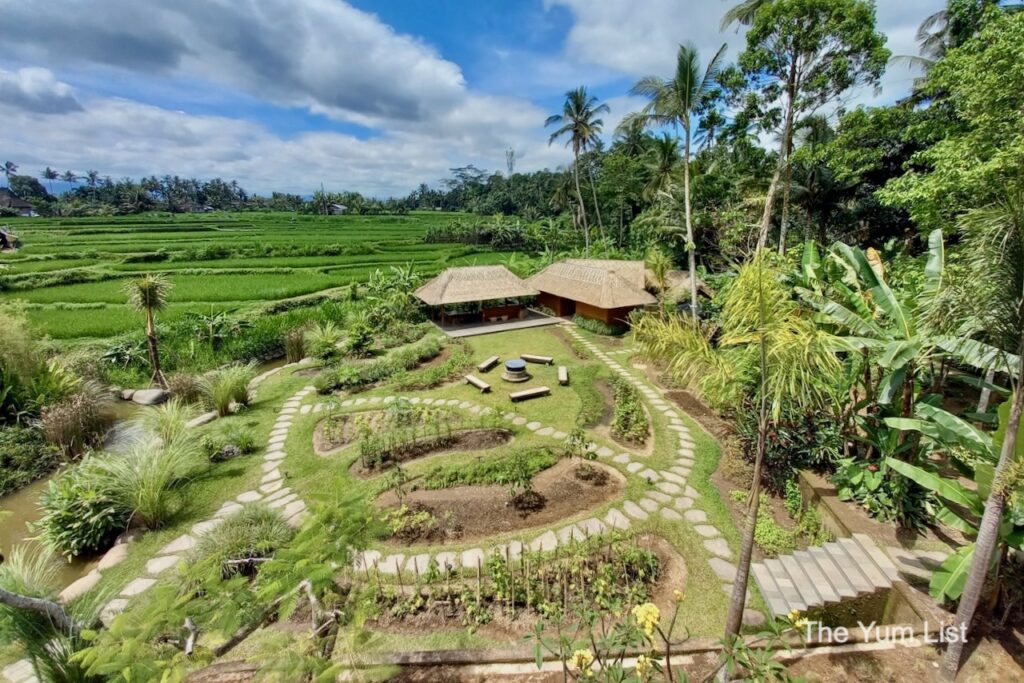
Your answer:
(527, 259), (656, 325)
(414, 265), (545, 335)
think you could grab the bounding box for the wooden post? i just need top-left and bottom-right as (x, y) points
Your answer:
(525, 555), (532, 610)
(476, 557), (482, 604)
(395, 558), (403, 592)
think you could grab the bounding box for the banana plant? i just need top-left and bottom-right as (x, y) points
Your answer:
(885, 399), (1024, 602)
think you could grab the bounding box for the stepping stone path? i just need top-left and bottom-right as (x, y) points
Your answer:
(95, 376), (316, 628)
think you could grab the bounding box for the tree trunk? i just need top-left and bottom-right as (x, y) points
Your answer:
(756, 162), (783, 251)
(941, 343), (1024, 682)
(573, 147), (589, 255)
(0, 588), (85, 637)
(587, 164), (605, 242)
(683, 127), (698, 323)
(758, 65), (797, 252)
(146, 308), (166, 389)
(777, 130), (794, 256)
(977, 367), (997, 414)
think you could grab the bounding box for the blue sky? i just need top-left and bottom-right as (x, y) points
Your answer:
(0, 0), (942, 196)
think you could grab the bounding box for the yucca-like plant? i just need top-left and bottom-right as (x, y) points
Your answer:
(0, 546), (99, 682)
(137, 397), (195, 446)
(283, 328), (306, 363)
(123, 273), (172, 388)
(200, 363), (256, 417)
(304, 322), (342, 360)
(93, 438), (203, 529)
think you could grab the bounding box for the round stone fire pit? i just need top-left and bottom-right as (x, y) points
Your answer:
(501, 358), (531, 383)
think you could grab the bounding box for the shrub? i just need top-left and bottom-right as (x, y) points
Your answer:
(189, 504), (292, 578)
(165, 373), (202, 404)
(316, 335), (445, 394)
(137, 397), (194, 446)
(572, 316), (628, 337)
(201, 363), (256, 416)
(0, 426), (62, 496)
(305, 322), (342, 359)
(421, 447), (557, 489)
(39, 389), (113, 457)
(283, 328), (305, 363)
(37, 460), (130, 558)
(92, 439), (205, 529)
(610, 379), (648, 445)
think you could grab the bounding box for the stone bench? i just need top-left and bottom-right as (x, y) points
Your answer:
(477, 355), (500, 372)
(558, 366), (569, 385)
(521, 354), (553, 365)
(510, 386), (550, 402)
(465, 374), (491, 393)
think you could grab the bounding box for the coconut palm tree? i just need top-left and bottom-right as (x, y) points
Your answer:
(85, 170), (99, 202)
(546, 86), (609, 255)
(614, 116), (651, 158)
(60, 170), (77, 188)
(41, 167), (58, 196)
(720, 0), (773, 30)
(628, 42), (727, 321)
(642, 134), (682, 201)
(125, 274), (172, 388)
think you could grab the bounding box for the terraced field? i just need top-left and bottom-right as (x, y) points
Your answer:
(0, 211), (504, 339)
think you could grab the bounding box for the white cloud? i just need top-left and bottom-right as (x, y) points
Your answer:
(0, 67), (82, 114)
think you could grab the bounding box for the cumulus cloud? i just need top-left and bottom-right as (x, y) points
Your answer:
(0, 67), (82, 114)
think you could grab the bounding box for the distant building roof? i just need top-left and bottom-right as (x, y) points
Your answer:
(0, 188), (32, 210)
(415, 265), (538, 306)
(647, 269), (714, 300)
(528, 260), (656, 309)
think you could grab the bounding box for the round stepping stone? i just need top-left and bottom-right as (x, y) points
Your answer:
(262, 468), (281, 481)
(684, 485), (700, 498)
(529, 530), (558, 552)
(408, 397), (421, 404)
(646, 490), (672, 504)
(639, 468), (661, 481)
(60, 570), (101, 603)
(536, 426), (554, 436)
(526, 421), (541, 431)
(97, 544), (130, 571)
(684, 509), (708, 524)
(552, 430), (567, 440)
(265, 450), (286, 461)
(260, 480), (283, 495)
(379, 554), (406, 575)
(708, 558), (737, 583)
(261, 461), (280, 473)
(512, 417), (527, 426)
(264, 486), (292, 502)
(354, 398), (367, 406)
(577, 518), (605, 537)
(461, 547), (486, 567)
(369, 397), (382, 404)
(146, 555), (179, 575)
(655, 481), (681, 495)
(406, 553), (432, 575)
(459, 401), (472, 409)
(622, 501), (649, 520)
(660, 471), (685, 485)
(101, 598), (129, 626)
(639, 498), (660, 513)
(704, 538), (732, 559)
(421, 398), (435, 405)
(300, 405), (312, 414)
(435, 551), (459, 569)
(237, 490), (262, 503)
(557, 525), (583, 543)
(214, 502), (243, 518)
(626, 462), (644, 473)
(191, 518), (224, 535)
(160, 534), (196, 554)
(269, 493), (298, 509)
(595, 446), (614, 457)
(282, 500), (306, 518)
(469, 405), (481, 414)
(673, 496), (694, 510)
(120, 577), (156, 597)
(502, 412), (516, 420)
(660, 508), (682, 521)
(341, 399), (354, 407)
(612, 453), (632, 464)
(670, 466), (691, 477)
(693, 524), (720, 538)
(604, 508), (631, 531)
(354, 550), (381, 571)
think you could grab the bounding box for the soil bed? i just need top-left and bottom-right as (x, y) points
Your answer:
(665, 389), (731, 440)
(377, 459), (624, 543)
(348, 428), (513, 477)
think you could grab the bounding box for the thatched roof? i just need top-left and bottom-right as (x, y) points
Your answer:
(565, 259), (647, 290)
(415, 265), (537, 306)
(528, 261), (656, 309)
(646, 269), (713, 300)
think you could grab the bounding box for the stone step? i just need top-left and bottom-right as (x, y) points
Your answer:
(764, 558), (806, 612)
(823, 542), (873, 594)
(807, 546), (857, 599)
(852, 533), (902, 583)
(837, 537), (889, 590)
(791, 550), (840, 604)
(779, 554), (821, 607)
(752, 563), (790, 617)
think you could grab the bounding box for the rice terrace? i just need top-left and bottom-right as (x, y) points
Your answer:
(2, 1), (1024, 682)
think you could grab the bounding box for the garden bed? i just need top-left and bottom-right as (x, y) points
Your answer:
(377, 460), (624, 543)
(347, 428), (513, 476)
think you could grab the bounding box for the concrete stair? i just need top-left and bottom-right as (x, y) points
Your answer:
(752, 533), (901, 618)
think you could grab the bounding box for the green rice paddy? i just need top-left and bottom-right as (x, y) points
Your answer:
(0, 211), (504, 339)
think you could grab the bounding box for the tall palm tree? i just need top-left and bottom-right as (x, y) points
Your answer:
(125, 274), (172, 388)
(629, 42), (727, 322)
(546, 86), (609, 255)
(642, 134), (682, 201)
(60, 170), (77, 188)
(85, 170), (99, 202)
(2, 161), (18, 186)
(614, 116), (651, 157)
(41, 167), (58, 196)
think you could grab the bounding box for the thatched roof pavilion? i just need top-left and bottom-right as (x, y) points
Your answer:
(415, 265), (538, 327)
(648, 269), (714, 301)
(527, 260), (655, 325)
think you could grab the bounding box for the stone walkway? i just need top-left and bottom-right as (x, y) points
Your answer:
(349, 325), (740, 598)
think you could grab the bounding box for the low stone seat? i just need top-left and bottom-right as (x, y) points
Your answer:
(521, 354), (553, 365)
(558, 366), (569, 385)
(465, 374), (491, 393)
(509, 386), (550, 402)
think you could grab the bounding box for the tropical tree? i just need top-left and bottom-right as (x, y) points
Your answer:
(734, 0), (889, 253)
(645, 248), (673, 315)
(41, 167), (58, 196)
(628, 41), (727, 320)
(85, 169), (100, 201)
(720, 0), (773, 29)
(60, 170), (77, 188)
(125, 274), (172, 388)
(546, 87), (610, 254)
(2, 161), (17, 186)
(642, 134), (681, 201)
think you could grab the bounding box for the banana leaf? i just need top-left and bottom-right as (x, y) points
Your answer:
(885, 457), (985, 515)
(930, 545), (975, 602)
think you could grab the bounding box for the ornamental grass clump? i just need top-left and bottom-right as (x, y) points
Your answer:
(189, 504), (293, 579)
(201, 363), (256, 416)
(137, 397), (195, 446)
(39, 386), (113, 457)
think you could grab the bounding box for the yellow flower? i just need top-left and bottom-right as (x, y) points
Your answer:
(788, 608), (801, 623)
(570, 649), (595, 672)
(673, 589), (685, 602)
(635, 654), (653, 678)
(794, 617), (809, 631)
(632, 602), (661, 637)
